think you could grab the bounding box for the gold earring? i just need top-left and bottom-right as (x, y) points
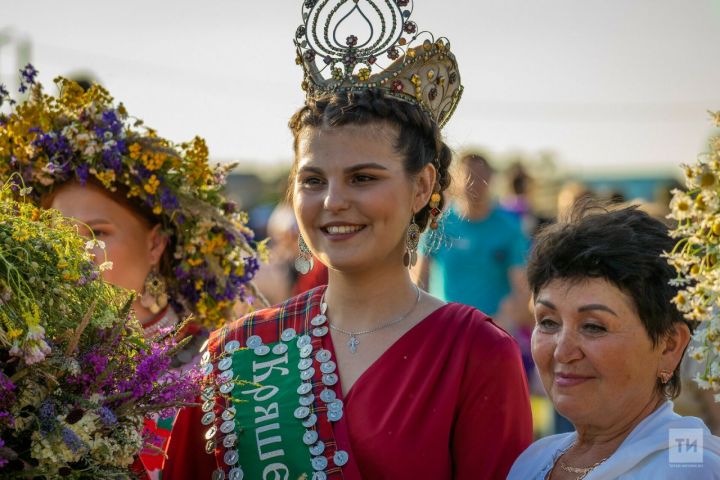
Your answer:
(295, 234), (314, 274)
(140, 268), (168, 314)
(403, 216), (420, 268)
(428, 190), (442, 230)
(658, 369), (673, 385)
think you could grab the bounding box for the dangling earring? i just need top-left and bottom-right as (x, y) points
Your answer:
(140, 268), (168, 315)
(658, 369), (673, 385)
(295, 234), (314, 275)
(403, 216), (420, 268)
(428, 190), (442, 230)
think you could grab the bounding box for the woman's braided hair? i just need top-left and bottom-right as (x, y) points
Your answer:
(288, 88), (452, 231)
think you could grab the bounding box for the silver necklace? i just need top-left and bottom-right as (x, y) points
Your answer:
(324, 286), (421, 354)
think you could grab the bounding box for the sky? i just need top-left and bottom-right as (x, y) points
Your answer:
(2, 0), (720, 175)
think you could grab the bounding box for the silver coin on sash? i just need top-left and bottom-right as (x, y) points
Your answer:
(303, 429), (319, 445)
(310, 440), (325, 456)
(246, 335), (262, 349)
(281, 328), (297, 342)
(224, 340), (240, 354)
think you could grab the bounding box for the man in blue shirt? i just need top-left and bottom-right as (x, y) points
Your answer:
(417, 152), (531, 320)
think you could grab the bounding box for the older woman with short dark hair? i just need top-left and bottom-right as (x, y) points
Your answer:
(509, 205), (720, 479)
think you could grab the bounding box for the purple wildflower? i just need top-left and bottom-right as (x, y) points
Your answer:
(32, 131), (75, 172)
(38, 402), (56, 434)
(0, 376), (13, 429)
(101, 110), (123, 136)
(102, 146), (123, 173)
(97, 407), (117, 426)
(242, 256), (260, 282)
(61, 427), (84, 453)
(160, 187), (179, 212)
(136, 165), (153, 180)
(76, 163), (90, 185)
(118, 343), (172, 400)
(0, 437), (7, 468)
(174, 265), (190, 280)
(18, 64), (38, 93)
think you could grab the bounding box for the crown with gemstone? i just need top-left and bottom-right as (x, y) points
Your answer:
(294, 0), (463, 128)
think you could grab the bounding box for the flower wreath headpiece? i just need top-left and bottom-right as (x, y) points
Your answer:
(294, 0), (463, 128)
(0, 66), (266, 327)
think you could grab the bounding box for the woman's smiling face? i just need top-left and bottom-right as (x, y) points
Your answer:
(532, 277), (665, 428)
(293, 122), (428, 273)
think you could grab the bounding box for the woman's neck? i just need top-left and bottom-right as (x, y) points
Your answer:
(324, 263), (419, 332)
(133, 297), (158, 326)
(571, 395), (666, 456)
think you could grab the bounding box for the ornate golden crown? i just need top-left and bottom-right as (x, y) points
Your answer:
(294, 0), (463, 128)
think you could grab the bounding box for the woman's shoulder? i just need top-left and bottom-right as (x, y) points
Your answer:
(430, 302), (519, 351)
(507, 433), (574, 480)
(591, 404), (720, 479)
(208, 287), (325, 354)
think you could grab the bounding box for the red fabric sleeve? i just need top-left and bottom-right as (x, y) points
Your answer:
(162, 405), (217, 479)
(452, 327), (533, 479)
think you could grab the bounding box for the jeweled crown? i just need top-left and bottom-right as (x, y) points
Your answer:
(294, 0), (463, 128)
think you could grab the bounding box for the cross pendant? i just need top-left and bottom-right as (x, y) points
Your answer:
(347, 335), (359, 354)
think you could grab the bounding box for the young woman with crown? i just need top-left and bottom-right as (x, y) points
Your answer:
(0, 69), (264, 479)
(169, 2), (533, 479)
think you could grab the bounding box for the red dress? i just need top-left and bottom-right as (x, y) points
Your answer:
(164, 287), (532, 479)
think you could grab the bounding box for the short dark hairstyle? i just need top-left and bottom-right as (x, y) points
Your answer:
(527, 203), (692, 399)
(288, 88), (452, 231)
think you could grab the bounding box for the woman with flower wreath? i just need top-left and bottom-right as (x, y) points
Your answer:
(168, 2), (533, 479)
(0, 66), (264, 479)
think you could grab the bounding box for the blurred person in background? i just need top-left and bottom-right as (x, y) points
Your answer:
(556, 181), (593, 219)
(500, 161), (551, 238)
(252, 202), (328, 305)
(416, 152), (532, 327)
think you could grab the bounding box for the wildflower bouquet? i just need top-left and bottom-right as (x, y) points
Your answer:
(0, 183), (200, 478)
(667, 111), (720, 401)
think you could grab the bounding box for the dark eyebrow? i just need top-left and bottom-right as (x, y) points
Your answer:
(536, 299), (556, 310)
(345, 162), (388, 173)
(535, 299), (618, 317)
(297, 163), (389, 176)
(578, 304), (618, 317)
(297, 166), (324, 176)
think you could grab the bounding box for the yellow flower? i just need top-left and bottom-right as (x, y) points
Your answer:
(128, 185), (142, 198)
(128, 143), (142, 160)
(144, 151), (167, 171)
(94, 170), (116, 188)
(144, 175), (160, 195)
(200, 235), (228, 254)
(7, 328), (22, 340)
